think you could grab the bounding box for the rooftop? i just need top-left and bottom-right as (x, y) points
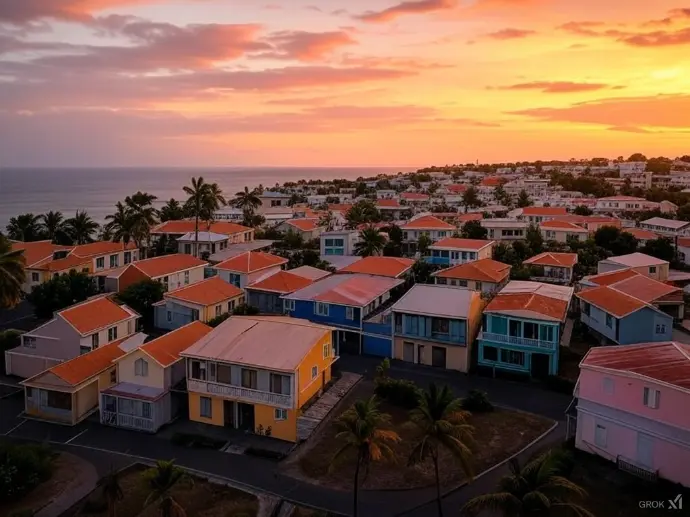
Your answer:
(12, 240), (72, 268)
(139, 321), (212, 367)
(576, 286), (647, 317)
(59, 296), (136, 335)
(485, 281), (573, 321)
(524, 252), (578, 268)
(641, 217), (690, 229)
(606, 252), (668, 268)
(246, 270), (315, 294)
(176, 231), (229, 242)
(521, 207), (568, 216)
(214, 251), (287, 274)
(582, 268), (641, 286)
(71, 241), (137, 257)
(288, 265), (332, 281)
(401, 215), (455, 230)
(430, 238), (494, 251)
(284, 273), (404, 306)
(607, 275), (681, 304)
(133, 254), (208, 278)
(152, 220), (251, 236)
(392, 285), (477, 319)
(338, 256), (414, 278)
(623, 228), (659, 240)
(433, 258), (511, 283)
(165, 276), (243, 306)
(539, 220), (588, 231)
(284, 219), (321, 232)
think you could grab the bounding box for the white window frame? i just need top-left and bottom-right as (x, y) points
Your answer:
(108, 326), (117, 341)
(315, 302), (329, 317)
(284, 299), (295, 312)
(323, 343), (329, 359)
(643, 387), (660, 409)
(274, 408), (288, 421)
(311, 365), (318, 380)
(345, 307), (354, 320)
(594, 424), (607, 448)
(215, 305), (222, 317)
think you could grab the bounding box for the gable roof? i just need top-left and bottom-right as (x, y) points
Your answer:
(12, 240), (73, 268)
(59, 296), (136, 335)
(139, 321), (212, 367)
(485, 281), (573, 322)
(40, 254), (91, 272)
(606, 252), (668, 267)
(71, 241), (137, 257)
(283, 274), (404, 306)
(623, 228), (659, 240)
(284, 219), (321, 232)
(539, 220), (588, 232)
(165, 276), (243, 306)
(288, 265), (331, 281)
(401, 192), (429, 201)
(576, 286), (647, 317)
(582, 268), (641, 286)
(433, 258), (511, 283)
(430, 238), (494, 251)
(401, 215), (455, 230)
(214, 251), (288, 274)
(133, 254), (208, 278)
(246, 270), (315, 294)
(151, 220), (251, 236)
(640, 217), (690, 230)
(608, 275), (681, 304)
(524, 252), (578, 268)
(376, 199), (404, 208)
(392, 285), (477, 319)
(338, 256), (414, 278)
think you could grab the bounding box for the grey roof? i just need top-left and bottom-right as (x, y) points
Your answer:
(283, 273), (404, 306)
(641, 217), (690, 229)
(320, 255), (362, 270)
(289, 266), (332, 281)
(392, 285), (477, 319)
(606, 252), (668, 267)
(177, 232), (228, 242)
(208, 240), (274, 263)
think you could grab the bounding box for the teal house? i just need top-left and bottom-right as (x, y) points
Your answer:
(477, 281), (574, 377)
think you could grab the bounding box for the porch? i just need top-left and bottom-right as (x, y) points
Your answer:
(100, 382), (173, 433)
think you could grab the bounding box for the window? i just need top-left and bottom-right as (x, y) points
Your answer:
(91, 333), (99, 348)
(284, 299), (295, 312)
(216, 364), (231, 384)
(603, 377), (614, 394)
(500, 349), (525, 365)
(191, 360), (207, 380)
(431, 318), (449, 335)
(323, 343), (330, 358)
(108, 326), (118, 341)
(215, 305), (222, 317)
(270, 373), (291, 395)
(184, 244), (192, 255)
(241, 368), (257, 389)
(649, 266), (657, 274)
(184, 271), (190, 285)
(655, 324), (666, 334)
(594, 424), (607, 448)
(134, 358), (149, 377)
(509, 320), (521, 337)
(162, 276), (169, 290)
(167, 311), (172, 322)
(605, 314), (613, 329)
(124, 251), (132, 264)
(96, 257), (105, 269)
(458, 280), (468, 287)
(274, 408), (288, 421)
(31, 272), (39, 282)
(110, 369), (117, 383)
(191, 309), (199, 321)
(79, 345), (91, 355)
(539, 325), (554, 342)
(582, 302), (591, 316)
(325, 239), (334, 247)
(311, 365), (318, 380)
(200, 396), (213, 418)
(315, 302), (329, 316)
(41, 390), (72, 410)
(476, 282), (482, 291)
(109, 254), (119, 268)
(345, 307), (354, 320)
(436, 277), (447, 285)
(483, 346), (498, 361)
(229, 300), (236, 312)
(643, 387), (660, 409)
(23, 336), (36, 348)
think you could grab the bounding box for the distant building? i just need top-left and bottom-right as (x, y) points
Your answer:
(426, 238), (495, 266)
(432, 258), (511, 293)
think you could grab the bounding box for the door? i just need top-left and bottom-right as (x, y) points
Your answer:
(417, 344), (425, 365)
(223, 400), (235, 428)
(431, 346), (447, 368)
(637, 433), (654, 468)
(237, 403), (255, 432)
(402, 342), (414, 363)
(531, 353), (551, 378)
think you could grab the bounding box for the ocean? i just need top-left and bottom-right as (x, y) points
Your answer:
(0, 167), (411, 229)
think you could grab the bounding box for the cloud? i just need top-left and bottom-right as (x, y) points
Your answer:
(510, 94), (690, 129)
(355, 0), (456, 23)
(261, 30), (357, 61)
(0, 0), (167, 23)
(619, 28), (690, 47)
(486, 28), (536, 40)
(495, 81), (616, 93)
(607, 126), (653, 134)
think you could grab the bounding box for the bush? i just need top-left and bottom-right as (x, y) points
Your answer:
(374, 378), (421, 409)
(461, 389), (494, 413)
(544, 375), (576, 394)
(0, 442), (56, 502)
(207, 313), (231, 328)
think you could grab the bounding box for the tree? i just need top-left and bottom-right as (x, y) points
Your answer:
(641, 237), (675, 262)
(319, 211), (336, 232)
(493, 184), (509, 206)
(461, 449), (593, 517)
(232, 186), (261, 212)
(105, 202), (134, 250)
(331, 396), (400, 517)
(525, 224), (544, 255)
(65, 210), (99, 244)
(573, 205), (593, 216)
(98, 466), (124, 517)
(593, 226), (620, 249)
(460, 221), (488, 240)
(627, 153), (647, 162)
(40, 211), (70, 244)
(516, 190), (533, 208)
(0, 235), (26, 309)
(461, 187), (481, 212)
(143, 460), (190, 517)
(6, 213), (42, 242)
(159, 199), (185, 222)
(116, 279), (165, 329)
(411, 259), (435, 283)
(355, 227), (387, 257)
(594, 226), (638, 256)
(345, 200), (381, 229)
(676, 203), (690, 222)
(242, 209), (265, 228)
(183, 177), (225, 258)
(409, 384), (474, 517)
(417, 234), (432, 255)
(27, 271), (98, 318)
(125, 191), (159, 256)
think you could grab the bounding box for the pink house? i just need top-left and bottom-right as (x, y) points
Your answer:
(573, 342), (690, 486)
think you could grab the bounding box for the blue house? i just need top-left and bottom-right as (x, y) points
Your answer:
(281, 274), (404, 356)
(477, 281), (574, 377)
(576, 285), (673, 345)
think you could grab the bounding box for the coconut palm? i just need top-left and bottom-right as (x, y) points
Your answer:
(39, 211), (70, 244)
(409, 383), (474, 517)
(331, 396), (400, 517)
(200, 183), (226, 223)
(105, 202), (134, 250)
(125, 191), (159, 257)
(98, 466), (124, 517)
(461, 449), (593, 517)
(318, 211), (336, 232)
(232, 186), (261, 212)
(183, 176), (210, 258)
(6, 213), (42, 242)
(354, 227), (386, 257)
(159, 199), (185, 222)
(65, 210), (99, 244)
(143, 460), (190, 517)
(0, 235), (26, 309)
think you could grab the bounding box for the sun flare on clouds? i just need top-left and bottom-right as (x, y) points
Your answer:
(1, 0), (689, 167)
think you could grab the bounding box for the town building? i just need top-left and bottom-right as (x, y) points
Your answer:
(480, 219), (528, 242)
(639, 217), (690, 238)
(523, 252), (578, 284)
(539, 220), (589, 243)
(432, 258), (511, 293)
(400, 215), (456, 253)
(212, 251), (288, 289)
(509, 207), (568, 224)
(376, 199), (411, 220)
(277, 219), (325, 241)
(426, 238), (495, 266)
(256, 192), (292, 214)
(597, 253), (669, 282)
(320, 230), (360, 257)
(151, 220), (254, 253)
(337, 256), (414, 278)
(176, 232), (231, 257)
(107, 254), (208, 293)
(245, 267), (330, 314)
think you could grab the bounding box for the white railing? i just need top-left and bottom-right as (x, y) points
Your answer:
(101, 410), (154, 431)
(479, 332), (555, 349)
(187, 379), (293, 408)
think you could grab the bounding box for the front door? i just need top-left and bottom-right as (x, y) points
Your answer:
(431, 346), (447, 368)
(531, 353), (551, 378)
(237, 403), (255, 432)
(223, 400), (235, 428)
(402, 342), (414, 362)
(637, 433), (654, 468)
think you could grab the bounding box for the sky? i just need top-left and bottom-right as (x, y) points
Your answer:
(1, 0), (689, 167)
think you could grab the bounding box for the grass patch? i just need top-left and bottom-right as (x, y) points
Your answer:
(298, 381), (553, 491)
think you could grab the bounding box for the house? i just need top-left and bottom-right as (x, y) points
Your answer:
(153, 277), (245, 330)
(282, 274), (404, 356)
(432, 258), (511, 293)
(181, 316), (337, 442)
(478, 281), (574, 377)
(337, 256), (414, 278)
(551, 215), (622, 232)
(256, 192), (292, 214)
(101, 321), (212, 432)
(481, 219), (528, 241)
(595, 196), (660, 214)
(320, 230), (359, 257)
(391, 285), (483, 372)
(151, 220), (254, 254)
(277, 219), (324, 241)
(6, 296), (139, 379)
(108, 254), (208, 293)
(539, 220), (589, 243)
(12, 240), (74, 292)
(21, 332), (147, 425)
(677, 237), (690, 266)
(597, 253), (669, 282)
(245, 267), (330, 314)
(400, 192), (430, 204)
(401, 215), (456, 253)
(623, 228), (659, 246)
(426, 238), (495, 266)
(213, 251), (288, 289)
(523, 252), (578, 284)
(376, 199), (411, 220)
(509, 207), (568, 224)
(639, 217), (690, 238)
(176, 232), (231, 258)
(573, 342), (690, 486)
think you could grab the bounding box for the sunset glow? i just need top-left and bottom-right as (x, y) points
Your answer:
(1, 0), (689, 166)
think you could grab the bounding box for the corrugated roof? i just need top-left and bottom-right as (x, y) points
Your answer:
(576, 286), (647, 317)
(392, 285), (477, 319)
(165, 276), (243, 306)
(524, 252), (578, 268)
(247, 270), (314, 294)
(133, 254), (207, 278)
(338, 256), (414, 278)
(59, 296), (135, 335)
(284, 274), (404, 306)
(433, 258), (511, 283)
(141, 321), (212, 367)
(214, 251), (287, 274)
(430, 238), (494, 251)
(401, 215), (455, 230)
(608, 275), (681, 304)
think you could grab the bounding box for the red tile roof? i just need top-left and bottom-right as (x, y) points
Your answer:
(71, 241), (137, 257)
(152, 220), (250, 236)
(165, 276), (244, 306)
(486, 293), (569, 321)
(608, 275), (681, 304)
(456, 213), (483, 223)
(524, 252), (578, 268)
(431, 238), (494, 251)
(540, 220), (588, 231)
(339, 257), (414, 278)
(214, 251), (287, 274)
(12, 241), (72, 268)
(481, 177), (502, 187)
(59, 296), (135, 335)
(141, 321), (212, 367)
(247, 270), (315, 293)
(48, 338), (128, 386)
(583, 268), (641, 286)
(434, 258), (511, 283)
(446, 184), (467, 193)
(133, 254), (207, 278)
(328, 204), (354, 212)
(41, 254), (91, 272)
(376, 199), (403, 208)
(284, 219), (320, 232)
(401, 215), (455, 230)
(623, 228), (659, 240)
(522, 207), (568, 216)
(576, 286), (647, 317)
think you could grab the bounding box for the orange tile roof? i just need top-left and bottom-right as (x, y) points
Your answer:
(12, 240), (72, 268)
(431, 238), (494, 251)
(609, 275), (681, 304)
(401, 215), (455, 230)
(41, 254), (91, 272)
(214, 251), (287, 273)
(576, 286), (647, 317)
(456, 213), (483, 223)
(434, 258), (511, 283)
(623, 228), (659, 240)
(376, 199), (403, 208)
(539, 220), (588, 231)
(71, 241), (137, 257)
(522, 207), (568, 216)
(584, 268), (641, 286)
(486, 292), (569, 321)
(446, 184), (467, 193)
(141, 321), (212, 367)
(133, 254), (207, 278)
(328, 204), (353, 212)
(59, 296), (135, 335)
(165, 276), (243, 306)
(339, 257), (414, 278)
(481, 177), (502, 187)
(152, 220), (250, 236)
(247, 270), (315, 293)
(48, 338), (128, 386)
(285, 219), (320, 231)
(524, 252), (578, 268)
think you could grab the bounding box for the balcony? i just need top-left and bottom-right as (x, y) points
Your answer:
(101, 410), (155, 432)
(479, 332), (555, 350)
(187, 379), (293, 409)
(617, 456), (658, 483)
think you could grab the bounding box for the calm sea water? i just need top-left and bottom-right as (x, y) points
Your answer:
(0, 167), (410, 229)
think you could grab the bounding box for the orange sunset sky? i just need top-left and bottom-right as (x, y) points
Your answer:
(1, 0), (689, 167)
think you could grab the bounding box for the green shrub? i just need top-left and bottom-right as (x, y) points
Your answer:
(207, 313), (231, 328)
(461, 389), (494, 413)
(544, 375), (576, 394)
(0, 442), (56, 502)
(374, 378), (421, 409)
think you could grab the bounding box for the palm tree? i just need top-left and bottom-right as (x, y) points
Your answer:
(200, 183), (226, 222)
(409, 383), (474, 517)
(39, 211), (69, 244)
(232, 186), (261, 212)
(144, 460), (190, 517)
(461, 449), (593, 517)
(354, 227), (386, 256)
(159, 199), (185, 222)
(318, 211), (336, 232)
(98, 466), (124, 517)
(331, 396), (400, 517)
(65, 210), (99, 244)
(183, 177), (226, 257)
(105, 202), (134, 250)
(6, 213), (42, 241)
(125, 191), (159, 257)
(0, 235), (26, 309)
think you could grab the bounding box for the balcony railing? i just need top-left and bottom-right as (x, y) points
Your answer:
(479, 332), (555, 349)
(101, 410), (154, 432)
(187, 379), (293, 408)
(617, 456), (658, 482)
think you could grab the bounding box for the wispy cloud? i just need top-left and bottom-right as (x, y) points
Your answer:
(355, 0), (456, 23)
(494, 81), (617, 93)
(485, 28), (536, 40)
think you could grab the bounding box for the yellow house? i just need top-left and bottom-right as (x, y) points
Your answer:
(21, 332), (147, 425)
(181, 316), (336, 442)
